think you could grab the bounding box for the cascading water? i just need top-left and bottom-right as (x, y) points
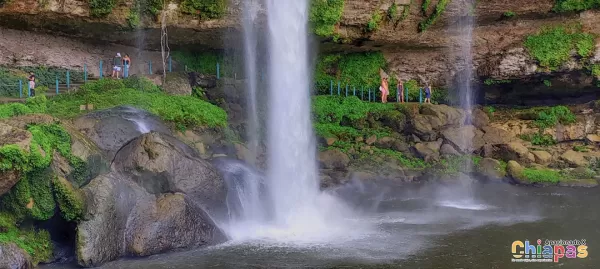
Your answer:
(242, 0), (261, 166)
(225, 0), (355, 242)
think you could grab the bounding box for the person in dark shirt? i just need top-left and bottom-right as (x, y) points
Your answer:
(28, 72), (36, 97)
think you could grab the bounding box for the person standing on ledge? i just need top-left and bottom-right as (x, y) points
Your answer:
(380, 77), (389, 103)
(424, 83), (432, 104)
(123, 54), (131, 78)
(28, 72), (36, 97)
(398, 79), (405, 103)
(112, 53), (122, 79)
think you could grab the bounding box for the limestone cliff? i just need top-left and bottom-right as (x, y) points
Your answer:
(1, 0), (599, 92)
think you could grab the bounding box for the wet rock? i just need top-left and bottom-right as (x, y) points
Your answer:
(560, 150), (589, 167)
(73, 106), (171, 160)
(162, 72), (192, 96)
(531, 150), (552, 165)
(318, 149), (350, 170)
(111, 132), (226, 213)
(380, 110), (407, 133)
(477, 158), (506, 181)
(77, 173), (226, 267)
(0, 243), (33, 269)
(413, 139), (443, 161)
(471, 108), (490, 128)
(441, 125), (485, 153)
(506, 160), (527, 184)
(440, 143), (460, 156)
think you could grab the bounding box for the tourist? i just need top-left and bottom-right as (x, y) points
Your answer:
(112, 53), (123, 79)
(398, 79), (405, 103)
(28, 72), (36, 97)
(123, 54), (131, 78)
(424, 83), (432, 104)
(380, 77), (389, 103)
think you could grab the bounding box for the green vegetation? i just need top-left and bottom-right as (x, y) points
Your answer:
(422, 0), (432, 15)
(374, 148), (429, 169)
(553, 0), (600, 12)
(400, 2), (411, 21)
(171, 50), (238, 77)
(366, 11), (383, 32)
(590, 64), (600, 78)
(53, 177), (84, 222)
(180, 0), (226, 19)
(573, 145), (589, 152)
(502, 11), (516, 18)
(0, 67), (24, 97)
(522, 168), (561, 183)
(483, 78), (511, 85)
(314, 52), (389, 95)
(0, 213), (52, 265)
(543, 79), (552, 87)
(534, 105), (576, 129)
(524, 25), (596, 70)
(520, 133), (557, 146)
(418, 0), (449, 32)
(88, 0), (117, 17)
(309, 0), (345, 38)
(47, 79), (227, 128)
(483, 106), (495, 119)
(435, 155), (482, 176)
(387, 3), (398, 20)
(127, 8), (141, 29)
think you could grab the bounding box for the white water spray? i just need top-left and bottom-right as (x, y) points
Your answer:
(242, 0), (261, 166)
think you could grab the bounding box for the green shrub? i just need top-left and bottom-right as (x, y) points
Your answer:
(522, 168), (561, 183)
(590, 64), (600, 78)
(314, 52), (388, 95)
(127, 9), (140, 29)
(553, 0), (600, 12)
(422, 0), (432, 15)
(366, 11), (383, 32)
(573, 145), (589, 152)
(484, 106), (495, 118)
(543, 80), (552, 87)
(0, 67), (25, 97)
(180, 0), (226, 19)
(419, 0), (449, 32)
(312, 96), (391, 124)
(524, 25), (595, 70)
(88, 0), (117, 17)
(520, 133), (557, 146)
(534, 105), (576, 129)
(309, 0), (345, 37)
(387, 3), (398, 20)
(122, 76), (161, 93)
(0, 103), (33, 119)
(484, 79), (512, 85)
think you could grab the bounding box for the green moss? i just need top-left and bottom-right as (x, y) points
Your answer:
(543, 79), (552, 87)
(502, 11), (516, 18)
(422, 0), (432, 15)
(53, 177), (84, 222)
(418, 0), (449, 32)
(524, 25), (596, 70)
(553, 0), (600, 12)
(366, 11), (383, 32)
(88, 0), (117, 17)
(374, 148), (429, 169)
(387, 3), (398, 20)
(484, 78), (511, 85)
(0, 215), (53, 265)
(127, 9), (140, 29)
(522, 168), (561, 183)
(180, 0), (226, 19)
(309, 0), (345, 37)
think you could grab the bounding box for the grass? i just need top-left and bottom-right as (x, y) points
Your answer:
(503, 11), (516, 18)
(521, 168), (561, 183)
(553, 0), (600, 12)
(0, 213), (52, 265)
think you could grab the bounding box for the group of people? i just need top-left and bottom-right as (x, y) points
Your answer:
(379, 76), (432, 104)
(111, 53), (132, 79)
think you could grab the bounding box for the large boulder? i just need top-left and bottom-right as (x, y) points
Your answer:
(111, 132), (226, 214)
(506, 160), (527, 184)
(318, 149), (350, 170)
(0, 243), (33, 269)
(560, 150), (589, 167)
(0, 122), (32, 196)
(413, 139), (443, 161)
(420, 105), (466, 126)
(162, 72), (193, 96)
(471, 108), (490, 128)
(410, 105), (466, 142)
(77, 174), (226, 267)
(379, 110), (407, 133)
(373, 137), (411, 154)
(441, 125), (485, 153)
(493, 141), (534, 163)
(477, 158), (506, 181)
(73, 106), (171, 160)
(531, 150), (552, 165)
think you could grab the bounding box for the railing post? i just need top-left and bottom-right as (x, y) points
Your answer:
(330, 80), (333, 95)
(345, 84), (348, 97)
(361, 86), (364, 100)
(149, 60), (152, 75)
(337, 81), (340, 96)
(185, 65), (188, 72)
(353, 86), (356, 96)
(217, 63), (220, 79)
(28, 81), (31, 97)
(55, 76), (59, 95)
(19, 80), (22, 98)
(368, 89), (371, 102)
(396, 86), (399, 102)
(169, 56), (172, 72)
(406, 86), (409, 102)
(99, 60), (103, 79)
(66, 70), (70, 89)
(419, 88), (423, 103)
(84, 64), (87, 82)
(124, 64), (129, 78)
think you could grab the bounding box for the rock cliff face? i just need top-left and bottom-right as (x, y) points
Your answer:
(2, 0), (599, 88)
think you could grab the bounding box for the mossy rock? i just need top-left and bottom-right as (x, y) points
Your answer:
(53, 177), (84, 222)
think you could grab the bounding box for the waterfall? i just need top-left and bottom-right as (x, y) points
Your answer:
(242, 0), (261, 166)
(224, 0), (355, 242)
